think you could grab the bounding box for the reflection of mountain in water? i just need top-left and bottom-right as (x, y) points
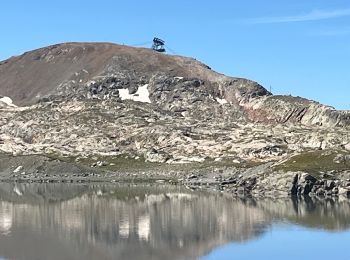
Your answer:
(0, 183), (89, 204)
(257, 197), (350, 231)
(0, 184), (350, 260)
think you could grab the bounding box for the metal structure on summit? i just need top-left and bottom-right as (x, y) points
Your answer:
(152, 37), (166, 53)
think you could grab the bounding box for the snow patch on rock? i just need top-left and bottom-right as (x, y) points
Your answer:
(0, 96), (17, 107)
(216, 97), (228, 105)
(169, 156), (206, 164)
(13, 166), (23, 173)
(119, 84), (151, 103)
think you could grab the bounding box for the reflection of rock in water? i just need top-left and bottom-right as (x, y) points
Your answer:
(0, 184), (350, 260)
(0, 184), (269, 260)
(0, 202), (12, 235)
(257, 197), (350, 231)
(0, 183), (89, 204)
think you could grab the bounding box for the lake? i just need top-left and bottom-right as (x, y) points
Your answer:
(0, 183), (350, 260)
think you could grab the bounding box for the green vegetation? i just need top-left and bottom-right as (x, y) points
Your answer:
(46, 152), (261, 174)
(78, 154), (161, 171)
(47, 153), (161, 172)
(275, 150), (350, 175)
(195, 157), (262, 169)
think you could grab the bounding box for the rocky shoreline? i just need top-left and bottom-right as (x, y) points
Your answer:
(183, 169), (350, 199)
(1, 153), (349, 200)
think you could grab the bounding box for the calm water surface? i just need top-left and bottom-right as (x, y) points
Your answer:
(0, 183), (350, 260)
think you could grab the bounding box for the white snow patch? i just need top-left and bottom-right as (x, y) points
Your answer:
(174, 76), (184, 80)
(13, 166), (23, 173)
(0, 96), (17, 107)
(118, 84), (151, 103)
(186, 156), (205, 162)
(169, 156), (205, 164)
(216, 97), (228, 105)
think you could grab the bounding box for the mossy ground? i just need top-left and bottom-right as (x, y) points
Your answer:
(275, 150), (350, 175)
(46, 152), (260, 174)
(47, 153), (160, 172)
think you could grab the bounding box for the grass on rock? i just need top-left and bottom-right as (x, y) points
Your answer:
(275, 150), (350, 175)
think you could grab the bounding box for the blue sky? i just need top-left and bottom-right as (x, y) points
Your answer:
(1, 0), (349, 109)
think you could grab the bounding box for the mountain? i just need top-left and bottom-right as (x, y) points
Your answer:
(0, 42), (349, 187)
(1, 42), (348, 125)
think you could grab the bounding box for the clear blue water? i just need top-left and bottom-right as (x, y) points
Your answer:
(0, 183), (350, 260)
(203, 224), (350, 260)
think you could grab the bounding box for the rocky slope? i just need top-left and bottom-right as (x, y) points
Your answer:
(0, 42), (349, 196)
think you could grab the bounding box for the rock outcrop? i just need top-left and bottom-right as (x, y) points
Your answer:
(0, 42), (349, 183)
(0, 42), (348, 125)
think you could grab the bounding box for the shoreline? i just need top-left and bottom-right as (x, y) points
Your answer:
(1, 153), (349, 199)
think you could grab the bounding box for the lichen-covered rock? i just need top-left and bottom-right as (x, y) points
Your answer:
(0, 42), (349, 173)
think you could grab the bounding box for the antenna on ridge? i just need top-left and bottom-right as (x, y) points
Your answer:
(152, 37), (166, 53)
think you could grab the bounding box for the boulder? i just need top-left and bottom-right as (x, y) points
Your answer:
(128, 84), (138, 95)
(345, 143), (350, 151)
(333, 154), (350, 164)
(325, 180), (336, 191)
(303, 183), (313, 195)
(303, 174), (317, 183)
(316, 189), (325, 196)
(338, 187), (350, 197)
(145, 149), (170, 163)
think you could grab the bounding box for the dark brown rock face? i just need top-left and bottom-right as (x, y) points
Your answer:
(0, 42), (261, 106)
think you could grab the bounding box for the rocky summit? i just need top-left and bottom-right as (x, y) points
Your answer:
(0, 42), (349, 197)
